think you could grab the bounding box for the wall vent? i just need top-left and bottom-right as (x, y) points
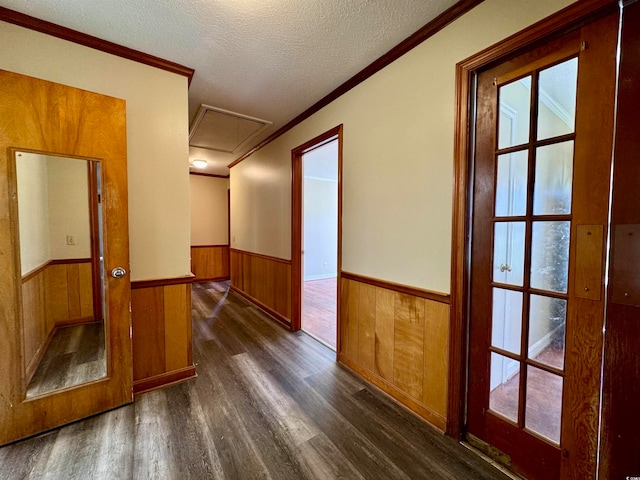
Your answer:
(189, 104), (272, 154)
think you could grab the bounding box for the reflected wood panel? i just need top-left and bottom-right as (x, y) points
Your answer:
(22, 259), (94, 383)
(191, 245), (230, 282)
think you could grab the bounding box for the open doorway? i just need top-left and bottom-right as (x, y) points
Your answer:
(301, 139), (338, 348)
(291, 125), (343, 351)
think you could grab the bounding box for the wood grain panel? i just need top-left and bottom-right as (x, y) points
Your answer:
(46, 264), (70, 327)
(163, 284), (189, 372)
(344, 282), (360, 363)
(374, 287), (395, 383)
(67, 263), (82, 320)
(22, 271), (48, 381)
(21, 261), (96, 384)
(44, 261), (94, 327)
(131, 279), (195, 394)
(191, 245), (230, 282)
(79, 262), (94, 318)
(338, 276), (449, 430)
(560, 14), (617, 480)
(358, 283), (376, 372)
(394, 294), (425, 401)
(423, 301), (450, 417)
(599, 3), (640, 477)
(574, 225), (603, 301)
(340, 278), (352, 359)
(131, 287), (165, 381)
(229, 249), (292, 325)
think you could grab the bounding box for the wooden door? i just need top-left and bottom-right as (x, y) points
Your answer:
(0, 70), (132, 445)
(466, 14), (617, 480)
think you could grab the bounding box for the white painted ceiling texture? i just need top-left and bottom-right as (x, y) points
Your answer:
(2, 0), (460, 175)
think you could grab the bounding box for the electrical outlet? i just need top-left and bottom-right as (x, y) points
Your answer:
(66, 235), (76, 245)
(323, 262), (328, 269)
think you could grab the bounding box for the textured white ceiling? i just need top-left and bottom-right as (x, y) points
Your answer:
(2, 0), (459, 174)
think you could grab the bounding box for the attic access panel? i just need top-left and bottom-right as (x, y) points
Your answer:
(189, 104), (272, 154)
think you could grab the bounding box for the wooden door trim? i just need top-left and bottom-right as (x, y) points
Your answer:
(449, 0), (619, 439)
(88, 161), (102, 324)
(291, 125), (343, 341)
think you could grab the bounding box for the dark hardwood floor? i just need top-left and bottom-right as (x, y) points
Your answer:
(27, 322), (107, 398)
(0, 281), (509, 479)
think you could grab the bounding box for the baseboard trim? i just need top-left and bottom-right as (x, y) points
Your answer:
(339, 353), (447, 432)
(229, 285), (291, 329)
(229, 248), (292, 265)
(54, 317), (97, 328)
(25, 327), (56, 384)
(133, 365), (197, 394)
(193, 276), (230, 283)
(304, 274), (338, 281)
(131, 275), (195, 289)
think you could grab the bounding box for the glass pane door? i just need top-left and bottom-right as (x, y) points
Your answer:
(489, 57), (578, 445)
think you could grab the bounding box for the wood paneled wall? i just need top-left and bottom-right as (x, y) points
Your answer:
(22, 259), (94, 381)
(339, 274), (450, 431)
(191, 245), (229, 282)
(131, 278), (196, 393)
(230, 249), (291, 326)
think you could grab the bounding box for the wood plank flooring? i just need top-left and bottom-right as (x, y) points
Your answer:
(27, 322), (106, 398)
(303, 277), (337, 348)
(0, 281), (509, 480)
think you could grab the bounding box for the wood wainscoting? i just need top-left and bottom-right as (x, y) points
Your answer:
(191, 245), (230, 282)
(339, 272), (451, 431)
(22, 258), (94, 382)
(131, 276), (196, 393)
(230, 248), (292, 326)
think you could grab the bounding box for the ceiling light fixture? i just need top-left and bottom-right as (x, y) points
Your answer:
(192, 159), (208, 169)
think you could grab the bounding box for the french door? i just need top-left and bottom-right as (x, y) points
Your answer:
(467, 14), (617, 480)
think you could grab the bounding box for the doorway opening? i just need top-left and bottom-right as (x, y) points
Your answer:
(301, 139), (339, 348)
(291, 125), (343, 351)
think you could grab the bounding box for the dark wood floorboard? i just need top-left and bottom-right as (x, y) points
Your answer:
(27, 322), (106, 398)
(0, 281), (510, 480)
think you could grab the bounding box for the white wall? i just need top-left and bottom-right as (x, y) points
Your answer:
(230, 0), (573, 294)
(190, 175), (229, 246)
(16, 153), (50, 274)
(47, 156), (91, 260)
(0, 22), (191, 281)
(303, 141), (338, 280)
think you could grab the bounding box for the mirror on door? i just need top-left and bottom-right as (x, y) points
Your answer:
(14, 150), (106, 399)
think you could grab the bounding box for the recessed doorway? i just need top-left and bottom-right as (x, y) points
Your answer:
(301, 140), (339, 348)
(291, 126), (343, 351)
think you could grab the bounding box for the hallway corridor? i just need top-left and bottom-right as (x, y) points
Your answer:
(0, 281), (508, 479)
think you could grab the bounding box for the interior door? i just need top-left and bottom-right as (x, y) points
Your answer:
(466, 14), (617, 480)
(0, 70), (132, 445)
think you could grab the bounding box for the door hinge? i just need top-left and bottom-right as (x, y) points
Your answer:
(581, 41), (588, 51)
